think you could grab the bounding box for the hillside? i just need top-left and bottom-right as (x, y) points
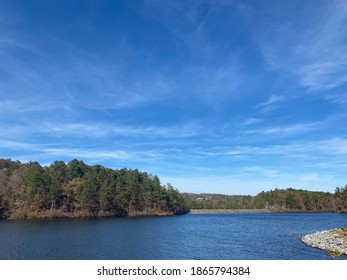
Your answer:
(0, 159), (189, 219)
(183, 187), (347, 212)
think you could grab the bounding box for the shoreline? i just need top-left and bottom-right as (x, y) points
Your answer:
(2, 209), (177, 220)
(189, 209), (346, 214)
(301, 227), (347, 257)
(189, 209), (271, 214)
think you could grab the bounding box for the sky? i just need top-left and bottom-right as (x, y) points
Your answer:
(1, 0), (347, 195)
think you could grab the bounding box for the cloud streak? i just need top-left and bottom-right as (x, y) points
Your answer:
(36, 121), (204, 139)
(1, 1), (347, 195)
(253, 0), (347, 92)
(243, 122), (321, 137)
(0, 138), (162, 163)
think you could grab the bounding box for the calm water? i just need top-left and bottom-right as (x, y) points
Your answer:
(0, 213), (346, 260)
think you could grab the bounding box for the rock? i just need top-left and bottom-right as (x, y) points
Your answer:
(301, 228), (347, 257)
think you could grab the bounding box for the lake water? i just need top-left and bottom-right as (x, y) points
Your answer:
(0, 213), (346, 260)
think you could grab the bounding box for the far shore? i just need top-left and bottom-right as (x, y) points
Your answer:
(189, 209), (272, 214)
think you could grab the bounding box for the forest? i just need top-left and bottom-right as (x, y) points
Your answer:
(1, 158), (346, 220)
(183, 186), (347, 212)
(0, 159), (189, 219)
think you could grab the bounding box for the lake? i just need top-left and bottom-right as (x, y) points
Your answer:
(0, 213), (346, 260)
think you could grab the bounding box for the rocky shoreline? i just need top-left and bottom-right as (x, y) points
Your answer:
(301, 227), (347, 257)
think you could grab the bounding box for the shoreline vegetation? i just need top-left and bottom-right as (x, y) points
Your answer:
(189, 209), (272, 214)
(183, 189), (347, 214)
(189, 208), (347, 214)
(0, 158), (346, 220)
(6, 208), (176, 220)
(0, 158), (189, 220)
(301, 227), (347, 257)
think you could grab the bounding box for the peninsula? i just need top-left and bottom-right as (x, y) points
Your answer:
(0, 159), (189, 219)
(301, 227), (347, 257)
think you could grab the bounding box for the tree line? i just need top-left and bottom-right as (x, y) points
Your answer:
(1, 158), (346, 219)
(183, 187), (347, 213)
(0, 159), (189, 219)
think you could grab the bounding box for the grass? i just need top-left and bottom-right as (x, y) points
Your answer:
(331, 227), (347, 254)
(327, 248), (342, 258)
(332, 227), (347, 238)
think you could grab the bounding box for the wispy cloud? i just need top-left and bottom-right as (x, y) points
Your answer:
(55, 57), (177, 110)
(43, 147), (160, 162)
(0, 1), (250, 114)
(142, 1), (215, 57)
(243, 121), (321, 138)
(162, 171), (341, 195)
(190, 137), (347, 160)
(0, 99), (70, 116)
(325, 93), (347, 106)
(0, 139), (44, 150)
(0, 138), (162, 163)
(0, 17), (176, 115)
(253, 0), (347, 91)
(139, 1), (248, 105)
(0, 120), (204, 148)
(37, 121), (203, 139)
(256, 94), (285, 112)
(6, 135), (347, 167)
(242, 118), (263, 126)
(1, 1), (346, 195)
(238, 166), (286, 178)
(236, 137), (347, 157)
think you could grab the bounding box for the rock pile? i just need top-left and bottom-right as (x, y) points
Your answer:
(301, 228), (347, 257)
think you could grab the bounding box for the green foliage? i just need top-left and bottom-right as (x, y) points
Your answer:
(184, 187), (345, 212)
(166, 184), (190, 215)
(0, 158), (189, 219)
(2, 158), (345, 217)
(334, 185), (347, 212)
(23, 161), (50, 209)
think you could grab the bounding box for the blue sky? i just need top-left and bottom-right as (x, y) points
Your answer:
(1, 0), (347, 195)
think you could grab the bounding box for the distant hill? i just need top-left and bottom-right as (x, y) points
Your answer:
(183, 187), (347, 213)
(0, 158), (189, 219)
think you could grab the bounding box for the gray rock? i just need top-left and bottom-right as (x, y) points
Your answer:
(301, 228), (347, 256)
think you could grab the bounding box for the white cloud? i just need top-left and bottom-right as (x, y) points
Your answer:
(252, 137), (347, 157)
(244, 122), (321, 137)
(257, 95), (284, 107)
(0, 139), (42, 150)
(191, 137), (347, 160)
(37, 121), (203, 139)
(162, 171), (341, 195)
(0, 19), (178, 115)
(325, 93), (347, 106)
(256, 94), (286, 112)
(43, 147), (159, 162)
(139, 1), (248, 105)
(0, 138), (162, 163)
(1, 1), (346, 196)
(253, 0), (347, 91)
(242, 118), (262, 126)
